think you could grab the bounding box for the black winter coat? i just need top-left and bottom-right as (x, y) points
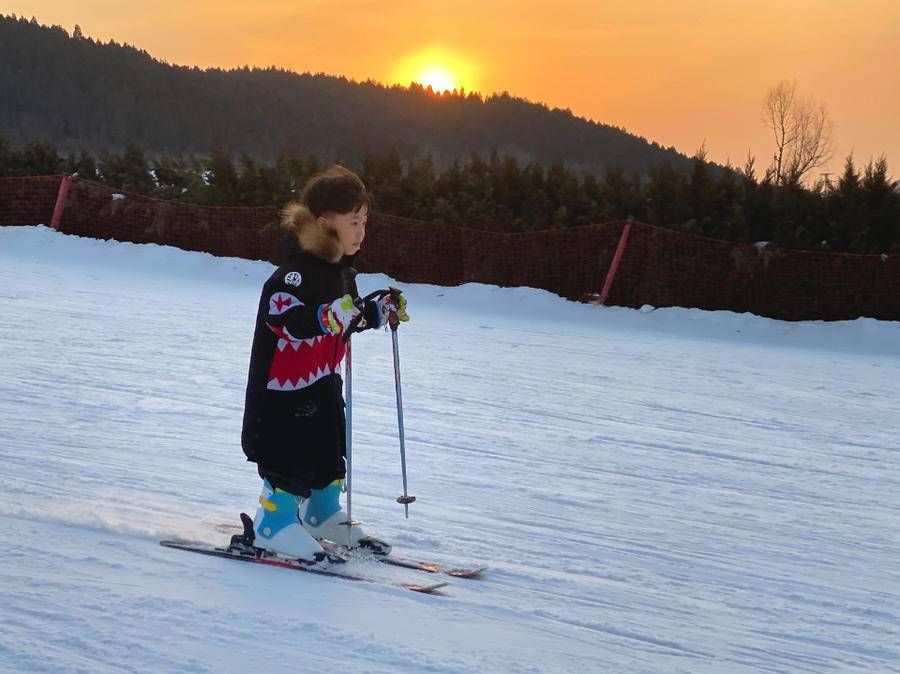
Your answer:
(241, 237), (377, 495)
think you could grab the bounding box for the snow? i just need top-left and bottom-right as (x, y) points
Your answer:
(1, 224), (899, 674)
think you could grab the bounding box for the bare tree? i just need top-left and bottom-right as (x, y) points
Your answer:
(761, 79), (835, 186)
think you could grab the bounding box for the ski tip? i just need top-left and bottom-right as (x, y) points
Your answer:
(446, 565), (488, 578)
(403, 581), (450, 594)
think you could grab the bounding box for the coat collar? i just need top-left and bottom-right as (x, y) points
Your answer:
(279, 233), (354, 268)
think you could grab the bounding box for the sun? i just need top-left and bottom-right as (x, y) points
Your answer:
(417, 66), (457, 94)
(392, 47), (477, 95)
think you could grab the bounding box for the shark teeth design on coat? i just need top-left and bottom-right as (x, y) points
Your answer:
(274, 334), (327, 352)
(266, 326), (345, 391)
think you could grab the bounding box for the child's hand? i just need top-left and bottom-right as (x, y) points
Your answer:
(318, 294), (362, 334)
(377, 289), (409, 325)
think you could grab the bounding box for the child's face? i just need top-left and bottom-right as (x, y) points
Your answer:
(325, 206), (368, 257)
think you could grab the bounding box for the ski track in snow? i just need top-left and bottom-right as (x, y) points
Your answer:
(1, 226), (899, 674)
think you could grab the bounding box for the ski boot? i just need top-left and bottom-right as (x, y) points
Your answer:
(246, 480), (328, 562)
(299, 480), (391, 555)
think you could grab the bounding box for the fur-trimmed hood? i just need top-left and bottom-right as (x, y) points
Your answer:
(280, 202), (344, 264)
(296, 219), (343, 263)
(278, 231), (353, 268)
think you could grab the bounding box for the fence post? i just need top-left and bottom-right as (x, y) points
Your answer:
(595, 222), (632, 306)
(49, 175), (73, 231)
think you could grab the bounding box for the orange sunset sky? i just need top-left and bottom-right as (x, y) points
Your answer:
(10, 1), (900, 177)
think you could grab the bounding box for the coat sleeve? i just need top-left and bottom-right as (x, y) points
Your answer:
(263, 268), (385, 339)
(262, 271), (336, 340)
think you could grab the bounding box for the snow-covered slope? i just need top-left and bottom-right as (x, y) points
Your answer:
(1, 225), (898, 674)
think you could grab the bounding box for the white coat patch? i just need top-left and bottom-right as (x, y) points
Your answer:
(268, 292), (304, 316)
(284, 271), (302, 287)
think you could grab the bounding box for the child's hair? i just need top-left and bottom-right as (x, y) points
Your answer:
(281, 164), (371, 235)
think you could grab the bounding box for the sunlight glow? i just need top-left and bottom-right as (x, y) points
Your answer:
(392, 47), (478, 95)
(417, 66), (457, 94)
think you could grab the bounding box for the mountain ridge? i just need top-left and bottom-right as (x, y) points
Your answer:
(1, 14), (701, 176)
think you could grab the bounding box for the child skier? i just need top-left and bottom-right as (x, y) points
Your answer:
(240, 164), (408, 561)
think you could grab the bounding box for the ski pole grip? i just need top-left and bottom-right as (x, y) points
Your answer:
(387, 287), (403, 331)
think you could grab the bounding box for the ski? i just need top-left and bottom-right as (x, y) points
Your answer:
(214, 516), (487, 579)
(159, 540), (449, 594)
(336, 541), (488, 578)
(356, 550), (488, 578)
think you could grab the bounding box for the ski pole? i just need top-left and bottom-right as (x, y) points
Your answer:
(340, 267), (365, 547)
(343, 339), (354, 548)
(388, 298), (416, 518)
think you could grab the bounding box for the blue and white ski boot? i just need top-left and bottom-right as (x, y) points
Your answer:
(252, 480), (325, 561)
(299, 480), (392, 555)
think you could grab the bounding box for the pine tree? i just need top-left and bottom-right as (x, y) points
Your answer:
(18, 140), (62, 175)
(860, 156), (896, 253)
(207, 146), (239, 205)
(0, 135), (13, 175)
